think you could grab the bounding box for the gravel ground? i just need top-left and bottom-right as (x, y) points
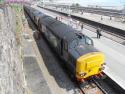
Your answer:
(24, 11), (81, 94)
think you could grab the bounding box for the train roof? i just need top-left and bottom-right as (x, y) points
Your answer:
(50, 21), (77, 42)
(39, 15), (50, 23)
(37, 12), (43, 16)
(32, 10), (41, 15)
(30, 9), (77, 42)
(24, 6), (80, 42)
(33, 11), (44, 18)
(40, 16), (57, 26)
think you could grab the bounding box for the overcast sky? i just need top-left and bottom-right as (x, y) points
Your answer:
(54, 0), (125, 9)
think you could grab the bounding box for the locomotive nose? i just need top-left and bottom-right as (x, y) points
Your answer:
(76, 52), (105, 79)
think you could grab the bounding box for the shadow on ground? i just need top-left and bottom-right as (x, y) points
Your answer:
(24, 11), (79, 94)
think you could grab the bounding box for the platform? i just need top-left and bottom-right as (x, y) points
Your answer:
(72, 12), (125, 31)
(46, 6), (125, 31)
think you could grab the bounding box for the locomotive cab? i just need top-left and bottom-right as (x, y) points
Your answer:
(68, 33), (104, 81)
(69, 34), (94, 49)
(74, 34), (104, 81)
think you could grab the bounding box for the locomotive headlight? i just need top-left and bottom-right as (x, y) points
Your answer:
(101, 63), (106, 66)
(101, 66), (105, 70)
(100, 63), (106, 71)
(99, 66), (105, 71)
(79, 72), (86, 77)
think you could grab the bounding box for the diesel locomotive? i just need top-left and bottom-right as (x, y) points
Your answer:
(24, 6), (105, 82)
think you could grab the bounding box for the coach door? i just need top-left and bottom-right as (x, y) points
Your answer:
(61, 40), (69, 61)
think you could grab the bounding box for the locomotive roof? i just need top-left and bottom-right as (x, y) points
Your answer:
(50, 21), (77, 42)
(24, 6), (79, 42)
(39, 15), (50, 23)
(40, 16), (57, 26)
(41, 16), (78, 42)
(33, 10), (41, 14)
(37, 12), (43, 16)
(30, 8), (36, 12)
(33, 11), (43, 17)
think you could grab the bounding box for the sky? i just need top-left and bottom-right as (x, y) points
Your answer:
(54, 0), (125, 9)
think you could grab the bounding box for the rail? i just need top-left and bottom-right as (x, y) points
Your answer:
(76, 78), (108, 94)
(91, 78), (108, 94)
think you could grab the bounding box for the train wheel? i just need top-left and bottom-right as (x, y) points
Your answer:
(79, 81), (89, 87)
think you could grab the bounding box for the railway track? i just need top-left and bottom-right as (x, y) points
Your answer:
(76, 75), (125, 94)
(76, 78), (107, 94)
(78, 83), (104, 94)
(90, 78), (107, 94)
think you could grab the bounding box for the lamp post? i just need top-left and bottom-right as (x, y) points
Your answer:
(123, 5), (125, 22)
(68, 4), (71, 17)
(68, 4), (72, 26)
(123, 5), (125, 15)
(41, 0), (44, 7)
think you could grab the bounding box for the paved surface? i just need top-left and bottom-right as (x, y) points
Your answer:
(32, 6), (125, 90)
(24, 56), (51, 94)
(22, 12), (52, 94)
(22, 33), (51, 94)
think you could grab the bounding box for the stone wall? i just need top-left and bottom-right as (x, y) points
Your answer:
(0, 5), (26, 94)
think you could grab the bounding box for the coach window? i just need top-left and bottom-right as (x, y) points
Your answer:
(85, 36), (93, 46)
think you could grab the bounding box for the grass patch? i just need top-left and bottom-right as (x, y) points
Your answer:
(11, 4), (23, 12)
(11, 4), (24, 45)
(11, 4), (23, 32)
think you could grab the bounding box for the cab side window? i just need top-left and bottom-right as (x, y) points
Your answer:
(85, 36), (93, 45)
(69, 39), (78, 49)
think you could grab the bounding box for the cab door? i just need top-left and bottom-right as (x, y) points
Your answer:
(61, 40), (69, 61)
